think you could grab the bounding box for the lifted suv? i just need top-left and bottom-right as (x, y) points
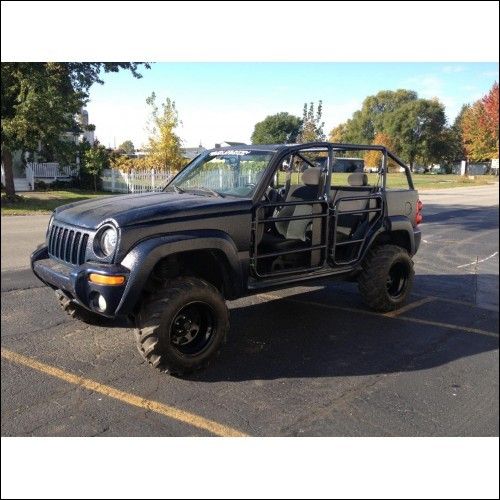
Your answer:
(32, 142), (422, 376)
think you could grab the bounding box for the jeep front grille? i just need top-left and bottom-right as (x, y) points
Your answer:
(48, 223), (89, 265)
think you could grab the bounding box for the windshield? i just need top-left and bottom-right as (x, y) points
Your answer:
(166, 150), (274, 198)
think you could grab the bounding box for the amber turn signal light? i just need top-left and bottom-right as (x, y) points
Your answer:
(88, 273), (125, 286)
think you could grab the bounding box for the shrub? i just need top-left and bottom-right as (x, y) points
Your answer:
(34, 180), (48, 191)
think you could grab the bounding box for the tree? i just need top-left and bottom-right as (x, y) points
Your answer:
(341, 90), (418, 144)
(82, 140), (109, 192)
(298, 101), (325, 142)
(460, 101), (497, 162)
(1, 62), (148, 198)
(118, 140), (135, 155)
(143, 92), (184, 172)
(385, 98), (446, 170)
(328, 123), (346, 143)
(251, 112), (302, 144)
(363, 132), (399, 171)
(480, 82), (499, 157)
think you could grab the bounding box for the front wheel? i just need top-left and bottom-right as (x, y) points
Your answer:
(134, 277), (229, 376)
(358, 244), (414, 312)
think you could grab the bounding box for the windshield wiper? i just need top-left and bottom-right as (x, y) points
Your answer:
(172, 185), (185, 194)
(188, 187), (225, 198)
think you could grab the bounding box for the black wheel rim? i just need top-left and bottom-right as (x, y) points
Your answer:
(386, 261), (409, 299)
(170, 302), (216, 356)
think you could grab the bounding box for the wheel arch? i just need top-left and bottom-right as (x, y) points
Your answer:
(116, 230), (244, 315)
(366, 216), (416, 256)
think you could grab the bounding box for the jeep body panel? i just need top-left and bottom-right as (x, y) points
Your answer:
(31, 142), (422, 319)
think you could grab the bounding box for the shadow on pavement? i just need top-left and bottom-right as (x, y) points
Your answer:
(422, 204), (499, 232)
(188, 274), (499, 383)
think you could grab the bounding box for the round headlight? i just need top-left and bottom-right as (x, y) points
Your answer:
(100, 227), (117, 256)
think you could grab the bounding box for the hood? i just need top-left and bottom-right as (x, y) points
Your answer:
(54, 191), (252, 229)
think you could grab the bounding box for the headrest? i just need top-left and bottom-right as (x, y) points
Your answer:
(301, 167), (321, 186)
(347, 173), (368, 187)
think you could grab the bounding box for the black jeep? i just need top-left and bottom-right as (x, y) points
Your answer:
(31, 142), (422, 376)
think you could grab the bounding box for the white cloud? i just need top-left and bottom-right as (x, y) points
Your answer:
(481, 70), (499, 78)
(442, 65), (465, 73)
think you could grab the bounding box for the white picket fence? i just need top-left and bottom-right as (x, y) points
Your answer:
(0, 162), (78, 191)
(179, 168), (260, 191)
(101, 167), (261, 194)
(101, 169), (174, 193)
(27, 162), (77, 179)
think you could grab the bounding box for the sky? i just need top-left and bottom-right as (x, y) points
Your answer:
(85, 62), (499, 150)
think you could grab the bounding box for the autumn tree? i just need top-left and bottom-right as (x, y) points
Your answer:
(1, 62), (148, 199)
(251, 112), (302, 144)
(480, 82), (499, 157)
(460, 101), (497, 162)
(143, 92), (184, 173)
(328, 123), (346, 143)
(298, 101), (325, 142)
(363, 132), (399, 171)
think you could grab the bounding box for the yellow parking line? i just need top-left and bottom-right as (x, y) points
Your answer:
(384, 297), (436, 317)
(1, 348), (247, 437)
(414, 293), (499, 312)
(260, 294), (498, 338)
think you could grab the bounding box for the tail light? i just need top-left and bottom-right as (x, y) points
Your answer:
(416, 199), (423, 225)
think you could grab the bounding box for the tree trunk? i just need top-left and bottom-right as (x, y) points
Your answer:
(93, 174), (97, 193)
(1, 147), (16, 198)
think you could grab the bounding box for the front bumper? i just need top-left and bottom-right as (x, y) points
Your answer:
(31, 246), (130, 318)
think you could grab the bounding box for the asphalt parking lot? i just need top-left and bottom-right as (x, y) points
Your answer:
(1, 184), (498, 436)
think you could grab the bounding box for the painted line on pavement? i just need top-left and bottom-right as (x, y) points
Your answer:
(260, 294), (498, 338)
(1, 348), (248, 437)
(457, 252), (498, 268)
(384, 297), (436, 317)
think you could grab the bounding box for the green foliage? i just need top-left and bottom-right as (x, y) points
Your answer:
(251, 112), (302, 144)
(298, 101), (325, 142)
(118, 140), (135, 154)
(340, 90), (418, 144)
(330, 89), (449, 168)
(82, 141), (110, 192)
(385, 98), (446, 167)
(1, 62), (149, 196)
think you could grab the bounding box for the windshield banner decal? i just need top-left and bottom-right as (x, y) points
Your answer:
(209, 150), (251, 156)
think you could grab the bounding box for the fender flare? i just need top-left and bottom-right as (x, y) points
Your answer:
(359, 215), (417, 264)
(115, 230), (244, 315)
(385, 215), (417, 255)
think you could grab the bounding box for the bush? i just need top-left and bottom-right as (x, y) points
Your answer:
(76, 171), (103, 191)
(34, 180), (48, 191)
(48, 179), (73, 190)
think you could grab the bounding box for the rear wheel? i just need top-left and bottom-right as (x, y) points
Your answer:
(358, 244), (414, 312)
(134, 277), (229, 376)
